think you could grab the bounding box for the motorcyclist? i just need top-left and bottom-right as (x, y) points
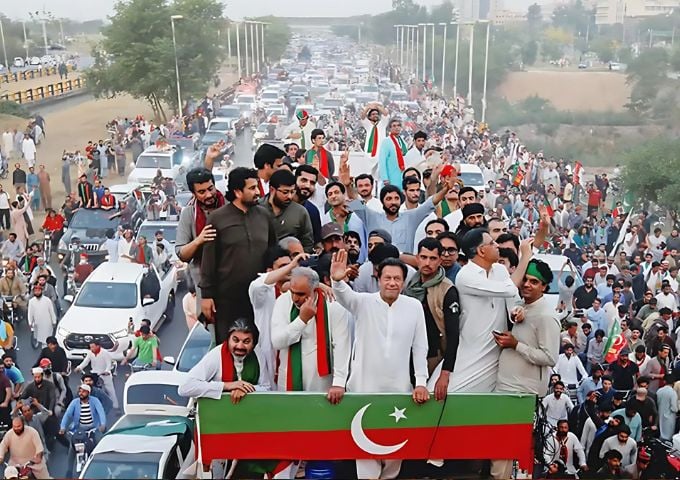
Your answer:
(0, 268), (27, 321)
(33, 337), (69, 376)
(59, 384), (106, 479)
(40, 209), (65, 249)
(59, 236), (84, 296)
(0, 416), (50, 479)
(80, 374), (113, 414)
(38, 359), (69, 417)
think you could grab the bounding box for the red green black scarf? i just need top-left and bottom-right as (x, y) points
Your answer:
(367, 124), (379, 157)
(220, 341), (260, 384)
(286, 290), (331, 391)
(389, 134), (407, 171)
(305, 147), (330, 178)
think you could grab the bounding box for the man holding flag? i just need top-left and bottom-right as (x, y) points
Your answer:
(270, 266), (351, 400)
(304, 129), (335, 181)
(360, 103), (389, 158)
(378, 118), (409, 188)
(284, 110), (316, 150)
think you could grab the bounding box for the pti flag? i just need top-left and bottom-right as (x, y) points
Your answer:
(197, 393), (535, 468)
(573, 161), (584, 187)
(604, 319), (626, 363)
(510, 163), (524, 187)
(543, 197), (555, 218)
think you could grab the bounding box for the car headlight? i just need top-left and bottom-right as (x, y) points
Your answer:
(113, 329), (128, 339)
(57, 326), (70, 337)
(58, 239), (67, 251)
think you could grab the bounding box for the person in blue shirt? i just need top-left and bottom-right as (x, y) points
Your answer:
(80, 373), (113, 414)
(577, 364), (604, 404)
(59, 384), (106, 478)
(586, 298), (608, 333)
(1, 355), (23, 397)
(611, 403), (642, 442)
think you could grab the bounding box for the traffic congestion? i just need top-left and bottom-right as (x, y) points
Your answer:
(0, 21), (674, 480)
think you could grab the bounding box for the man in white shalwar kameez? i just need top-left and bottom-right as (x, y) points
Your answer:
(248, 248), (300, 389)
(331, 250), (430, 480)
(21, 135), (36, 168)
(27, 285), (56, 348)
(429, 228), (523, 394)
(2, 129), (13, 159)
(271, 267), (350, 398)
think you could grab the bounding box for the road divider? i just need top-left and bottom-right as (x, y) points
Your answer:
(0, 77), (87, 105)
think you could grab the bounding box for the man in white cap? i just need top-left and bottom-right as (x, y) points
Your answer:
(60, 383), (106, 478)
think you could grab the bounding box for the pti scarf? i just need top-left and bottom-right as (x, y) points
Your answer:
(389, 134), (407, 171)
(328, 209), (352, 233)
(441, 200), (452, 217)
(220, 342), (260, 384)
(367, 124), (379, 157)
(305, 147), (330, 178)
(287, 290), (331, 391)
(194, 190), (225, 239)
(403, 267), (446, 303)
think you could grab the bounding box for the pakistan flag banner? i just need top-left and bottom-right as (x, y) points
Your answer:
(197, 393), (535, 467)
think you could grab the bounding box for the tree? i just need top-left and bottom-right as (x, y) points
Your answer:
(85, 0), (225, 120)
(622, 138), (680, 214)
(527, 3), (542, 32)
(551, 0), (594, 36)
(591, 38), (615, 63)
(521, 40), (538, 65)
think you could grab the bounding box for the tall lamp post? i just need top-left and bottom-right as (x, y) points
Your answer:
(439, 22), (448, 94)
(429, 23), (435, 84)
(235, 22), (242, 79)
(254, 21), (260, 73)
(418, 23), (426, 82)
(0, 20), (7, 71)
(415, 25), (420, 81)
(452, 21), (460, 99)
(481, 20), (491, 123)
(467, 22), (475, 106)
(171, 15), (184, 115)
(260, 22), (269, 71)
(244, 20), (250, 76)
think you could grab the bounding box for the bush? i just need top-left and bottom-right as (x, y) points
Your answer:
(0, 101), (31, 119)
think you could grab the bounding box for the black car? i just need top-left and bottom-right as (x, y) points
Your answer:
(58, 202), (144, 265)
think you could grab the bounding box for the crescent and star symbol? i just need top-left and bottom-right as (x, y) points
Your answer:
(350, 403), (408, 455)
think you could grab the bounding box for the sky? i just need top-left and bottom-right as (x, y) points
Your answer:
(0, 0), (539, 21)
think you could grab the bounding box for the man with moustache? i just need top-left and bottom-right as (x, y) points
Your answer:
(176, 144), (224, 311)
(200, 167), (277, 344)
(455, 203), (488, 237)
(293, 164), (322, 242)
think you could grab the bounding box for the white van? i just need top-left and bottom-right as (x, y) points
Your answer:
(458, 164), (485, 193)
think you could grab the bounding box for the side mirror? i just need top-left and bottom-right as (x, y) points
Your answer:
(163, 356), (176, 366)
(142, 297), (155, 307)
(64, 295), (74, 303)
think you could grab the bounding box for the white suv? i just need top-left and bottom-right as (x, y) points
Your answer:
(128, 144), (183, 186)
(57, 262), (177, 361)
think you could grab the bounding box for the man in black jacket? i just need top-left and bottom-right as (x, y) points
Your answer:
(33, 337), (68, 375)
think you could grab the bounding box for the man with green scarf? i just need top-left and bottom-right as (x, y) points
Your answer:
(179, 319), (269, 402)
(403, 237), (461, 399)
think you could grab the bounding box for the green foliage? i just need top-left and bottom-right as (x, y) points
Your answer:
(527, 3), (543, 32)
(521, 40), (538, 65)
(0, 101), (30, 118)
(85, 0), (226, 120)
(540, 38), (563, 61)
(591, 37), (615, 63)
(625, 47), (670, 115)
(622, 137), (680, 210)
(551, 0), (595, 35)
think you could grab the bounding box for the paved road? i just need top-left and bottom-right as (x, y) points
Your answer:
(11, 127), (256, 477)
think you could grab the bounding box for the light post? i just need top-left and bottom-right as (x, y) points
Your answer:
(244, 20), (250, 76)
(249, 22), (256, 74)
(170, 15), (183, 115)
(22, 21), (28, 58)
(418, 23), (426, 82)
(430, 23), (435, 84)
(399, 26), (405, 67)
(254, 21), (260, 73)
(0, 20), (7, 71)
(481, 20), (491, 123)
(452, 21), (460, 99)
(467, 22), (475, 106)
(260, 22), (268, 71)
(235, 22), (242, 79)
(405, 26), (411, 72)
(410, 25), (416, 76)
(439, 22), (448, 94)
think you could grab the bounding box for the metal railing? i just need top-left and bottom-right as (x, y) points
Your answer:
(0, 77), (87, 104)
(0, 64), (76, 84)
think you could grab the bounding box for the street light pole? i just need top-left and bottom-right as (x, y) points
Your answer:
(244, 21), (250, 76)
(419, 24), (426, 82)
(250, 22), (256, 74)
(235, 22), (242, 79)
(453, 21), (460, 99)
(440, 23), (448, 94)
(261, 23), (268, 71)
(430, 23), (435, 84)
(227, 25), (232, 62)
(22, 21), (29, 58)
(59, 19), (65, 45)
(254, 22), (260, 73)
(481, 20), (491, 123)
(170, 15), (184, 115)
(467, 22), (475, 106)
(0, 20), (7, 71)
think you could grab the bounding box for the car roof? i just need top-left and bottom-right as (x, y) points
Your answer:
(459, 164), (483, 173)
(109, 183), (142, 194)
(87, 262), (145, 284)
(138, 220), (179, 230)
(209, 116), (233, 123)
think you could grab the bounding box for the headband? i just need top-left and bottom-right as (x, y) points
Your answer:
(526, 262), (548, 284)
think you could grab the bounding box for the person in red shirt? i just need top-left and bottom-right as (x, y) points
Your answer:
(73, 253), (94, 285)
(41, 208), (65, 247)
(587, 183), (602, 217)
(99, 188), (116, 210)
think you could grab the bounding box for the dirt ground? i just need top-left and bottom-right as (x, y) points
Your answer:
(0, 68), (237, 233)
(496, 70), (632, 112)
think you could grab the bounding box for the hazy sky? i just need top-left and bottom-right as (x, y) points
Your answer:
(1, 0), (538, 21)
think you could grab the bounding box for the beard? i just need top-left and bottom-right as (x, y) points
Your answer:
(296, 186), (312, 201)
(273, 196), (291, 209)
(199, 195), (217, 209)
(383, 204), (399, 215)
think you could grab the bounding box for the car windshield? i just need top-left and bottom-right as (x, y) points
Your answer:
(126, 383), (190, 407)
(83, 452), (162, 479)
(323, 99), (343, 107)
(391, 92), (408, 100)
(75, 282), (138, 309)
(201, 132), (228, 144)
(137, 225), (177, 243)
(177, 325), (212, 372)
(208, 121), (231, 132)
(459, 172), (484, 187)
(175, 193), (192, 207)
(135, 155), (172, 170)
(69, 209), (119, 229)
(237, 96), (256, 104)
(262, 92), (278, 99)
(236, 103), (251, 112)
(217, 106), (239, 117)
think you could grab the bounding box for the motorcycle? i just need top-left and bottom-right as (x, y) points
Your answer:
(42, 231), (57, 261)
(2, 295), (22, 325)
(3, 460), (35, 479)
(69, 428), (98, 475)
(640, 431), (680, 478)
